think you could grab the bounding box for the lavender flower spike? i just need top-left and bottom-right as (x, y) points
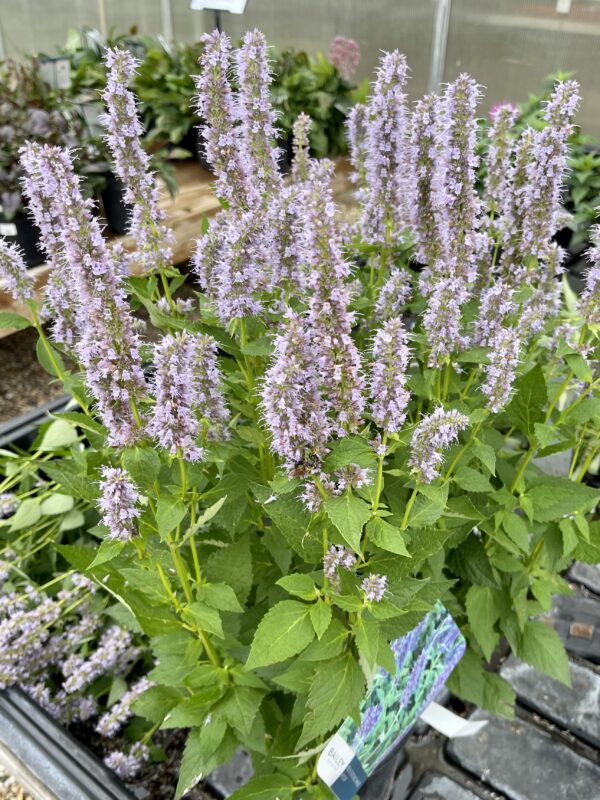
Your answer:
(291, 112), (312, 184)
(361, 574), (387, 603)
(370, 316), (411, 435)
(19, 142), (80, 347)
(408, 93), (442, 268)
(323, 545), (356, 592)
(374, 267), (412, 321)
(98, 467), (141, 542)
(423, 276), (470, 367)
(196, 31), (248, 205)
(519, 80), (580, 262)
(435, 74), (483, 285)
(473, 280), (516, 346)
(150, 332), (204, 461)
(20, 143), (147, 446)
(96, 677), (154, 737)
(102, 48), (174, 272)
(361, 51), (409, 245)
(0, 239), (34, 304)
(481, 327), (521, 413)
(304, 160), (365, 434)
(409, 407), (469, 483)
(235, 29), (282, 201)
(582, 223), (600, 326)
(193, 334), (230, 434)
(346, 103), (369, 198)
(484, 104), (518, 224)
(261, 312), (329, 469)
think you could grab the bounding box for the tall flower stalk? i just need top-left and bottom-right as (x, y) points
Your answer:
(20, 143), (147, 445)
(102, 48), (174, 273)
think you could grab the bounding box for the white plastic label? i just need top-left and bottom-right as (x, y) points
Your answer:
(556, 0), (572, 13)
(190, 0), (247, 12)
(0, 223), (18, 237)
(420, 702), (488, 738)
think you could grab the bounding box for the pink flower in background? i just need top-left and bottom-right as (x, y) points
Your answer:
(329, 36), (361, 82)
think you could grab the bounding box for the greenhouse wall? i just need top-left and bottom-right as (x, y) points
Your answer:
(1, 0), (600, 132)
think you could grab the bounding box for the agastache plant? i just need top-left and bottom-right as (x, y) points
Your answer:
(1, 32), (598, 799)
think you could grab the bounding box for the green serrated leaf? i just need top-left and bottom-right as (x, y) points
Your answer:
(246, 600), (314, 668)
(195, 582), (243, 612)
(309, 600), (332, 639)
(38, 420), (78, 451)
(122, 447), (161, 490)
(40, 493), (74, 516)
(0, 311), (32, 330)
(298, 652), (365, 749)
(466, 585), (500, 661)
(506, 364), (547, 437)
(227, 775), (294, 800)
(277, 574), (316, 600)
(156, 494), (187, 538)
(324, 493), (371, 553)
(454, 465), (493, 493)
(174, 720), (229, 800)
(89, 538), (124, 568)
(366, 517), (410, 556)
(519, 620), (571, 685)
(9, 498), (41, 532)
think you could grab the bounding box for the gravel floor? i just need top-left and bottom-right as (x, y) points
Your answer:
(0, 766), (33, 800)
(0, 328), (65, 424)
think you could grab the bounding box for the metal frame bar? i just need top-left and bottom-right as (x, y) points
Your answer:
(428, 0), (452, 92)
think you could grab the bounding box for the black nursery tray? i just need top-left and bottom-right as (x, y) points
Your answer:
(0, 688), (135, 800)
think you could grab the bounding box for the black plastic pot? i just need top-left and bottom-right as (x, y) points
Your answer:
(0, 395), (72, 450)
(359, 746), (406, 798)
(0, 210), (44, 267)
(101, 174), (131, 235)
(277, 135), (294, 175)
(195, 128), (214, 172)
(0, 688), (135, 800)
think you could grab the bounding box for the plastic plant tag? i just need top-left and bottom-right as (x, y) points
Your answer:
(317, 602), (465, 799)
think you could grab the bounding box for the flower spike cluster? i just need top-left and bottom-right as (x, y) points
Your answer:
(150, 331), (228, 460)
(102, 48), (174, 272)
(196, 31), (249, 205)
(409, 407), (470, 483)
(261, 312), (329, 469)
(481, 327), (521, 412)
(370, 316), (411, 434)
(360, 51), (409, 245)
(19, 143), (81, 347)
(0, 239), (34, 304)
(98, 467), (141, 542)
(328, 36), (361, 82)
(434, 73), (484, 285)
(582, 224), (600, 326)
(374, 267), (412, 321)
(346, 103), (369, 198)
(20, 143), (147, 446)
(304, 160), (365, 434)
(235, 29), (282, 202)
(484, 104), (518, 225)
(408, 93), (442, 268)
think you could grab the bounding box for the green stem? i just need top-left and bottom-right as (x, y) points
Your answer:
(576, 446), (599, 483)
(510, 369), (575, 494)
(370, 433), (388, 513)
(167, 541), (221, 668)
(444, 420), (484, 481)
(400, 486), (419, 531)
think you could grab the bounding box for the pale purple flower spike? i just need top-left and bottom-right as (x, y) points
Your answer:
(97, 467), (141, 542)
(409, 407), (469, 483)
